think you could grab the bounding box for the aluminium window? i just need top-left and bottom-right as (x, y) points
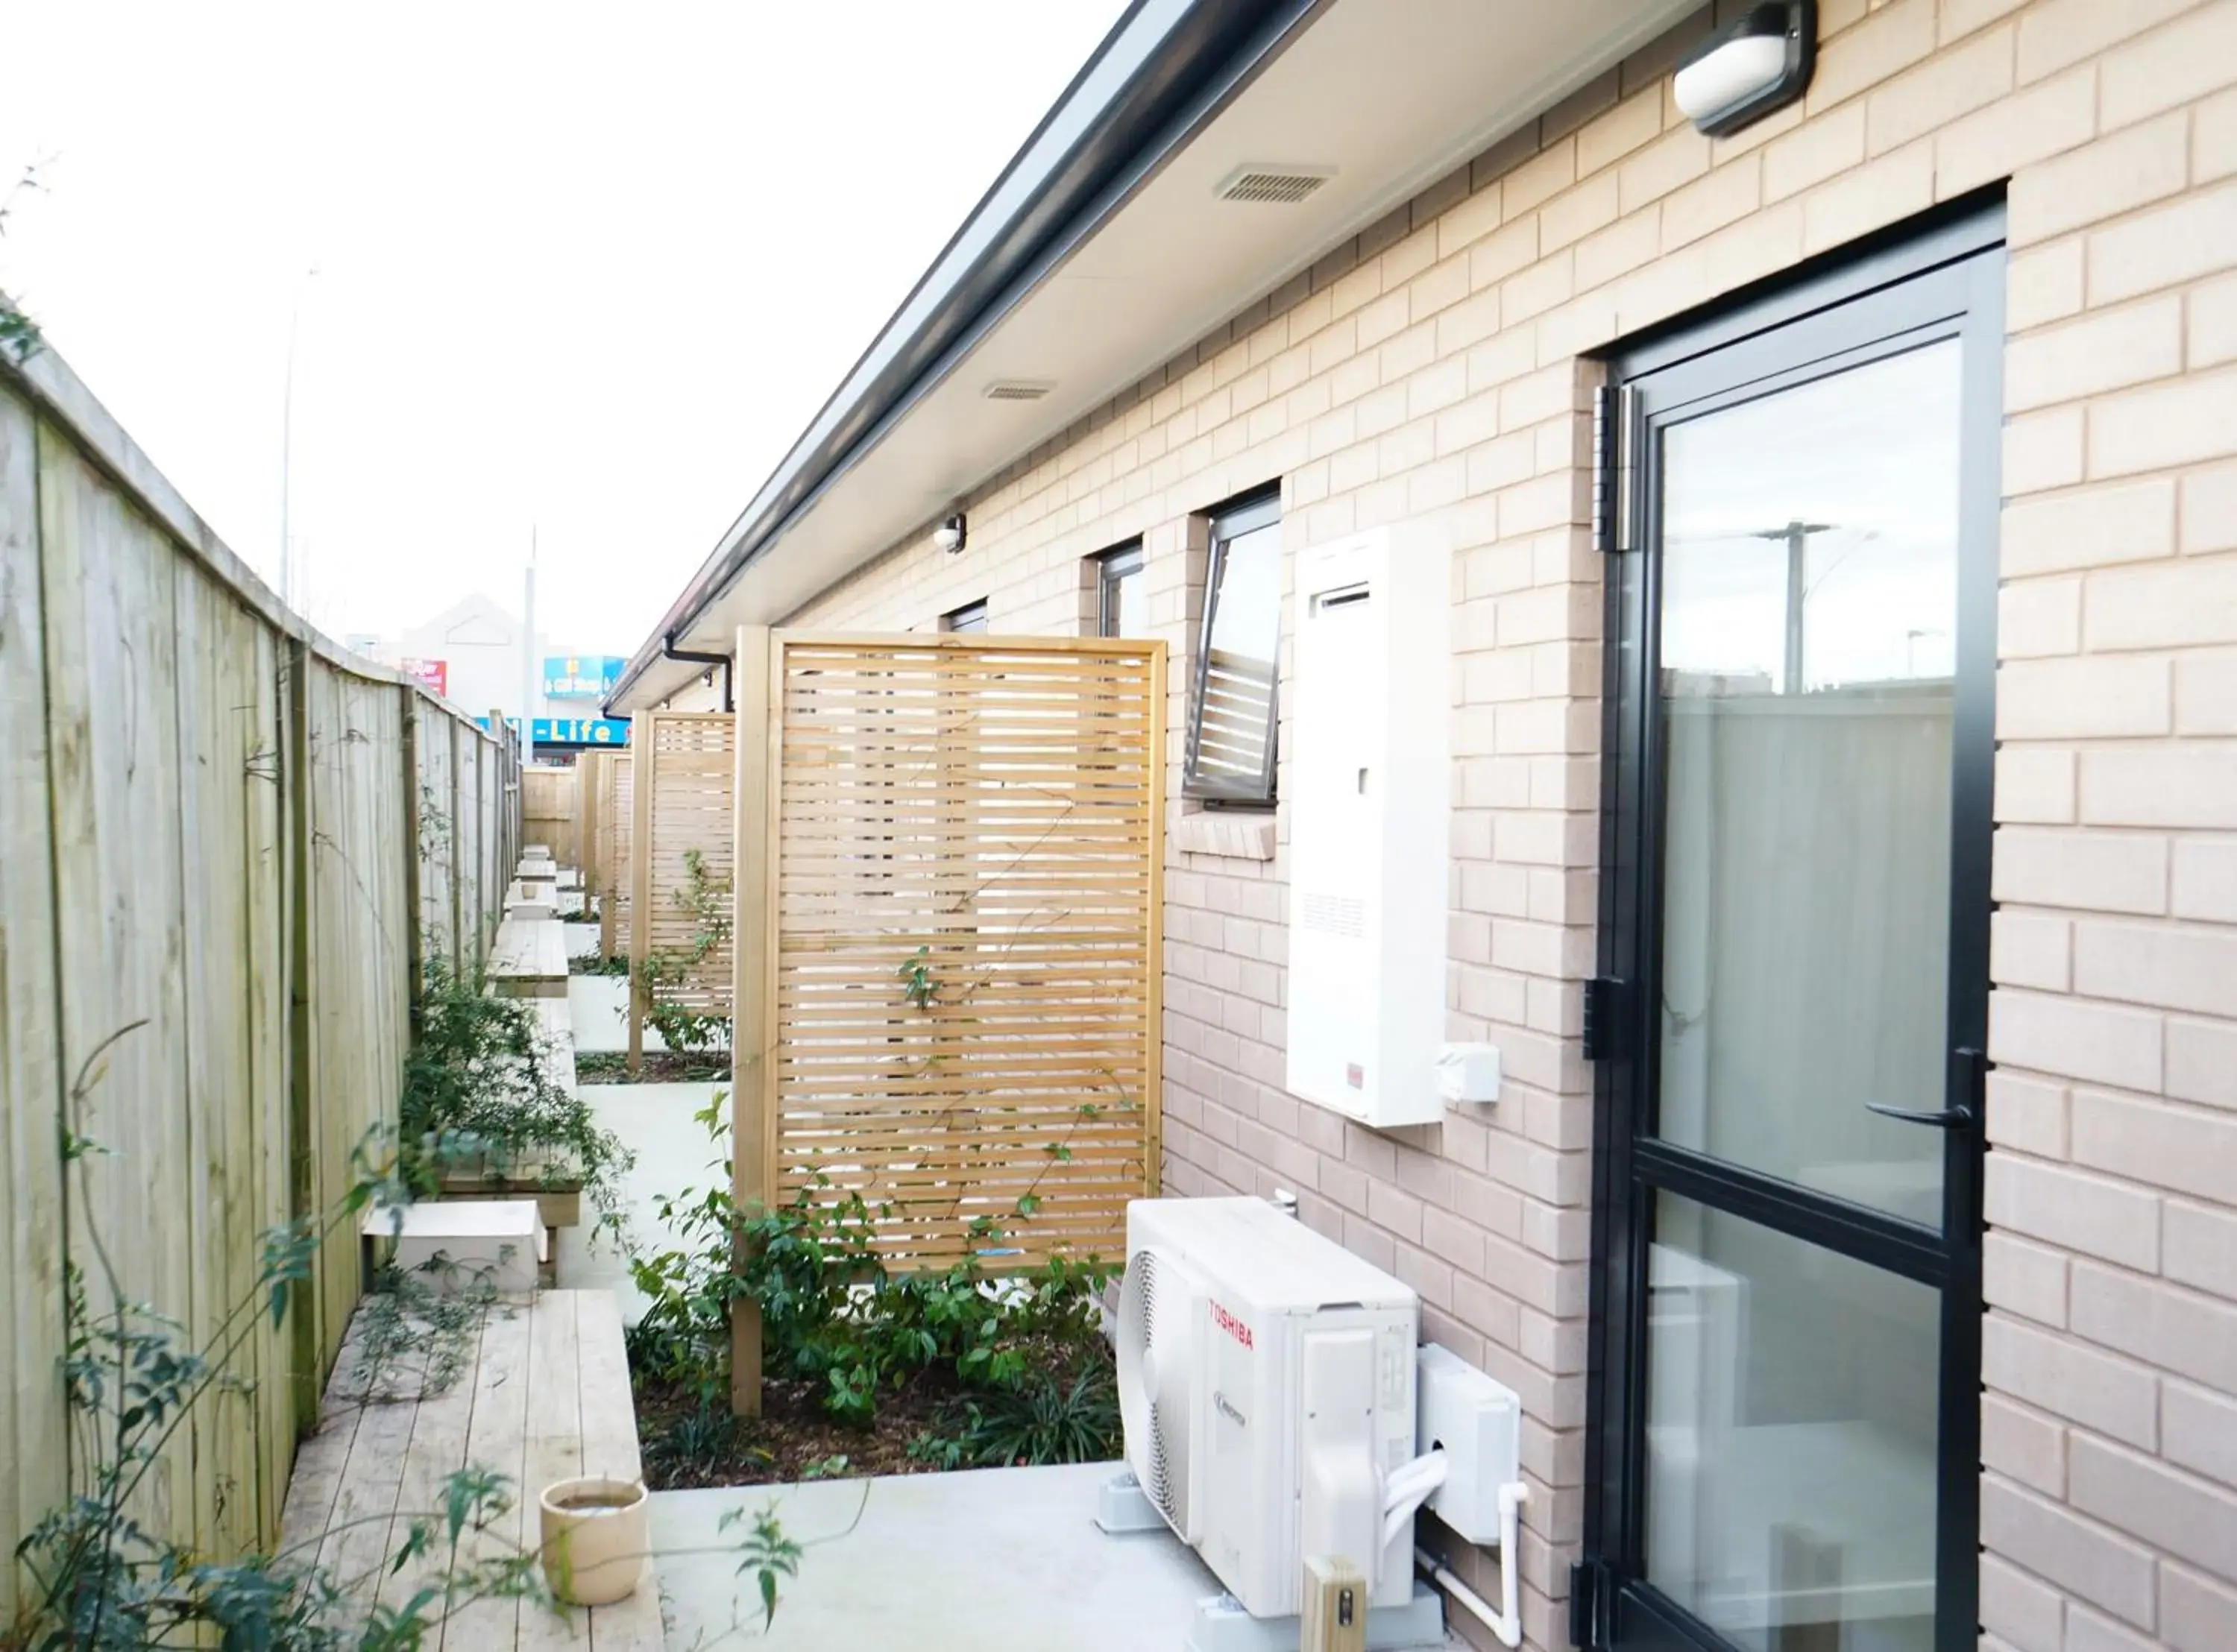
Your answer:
(1183, 491), (1282, 804)
(1096, 541), (1146, 637)
(941, 598), (989, 634)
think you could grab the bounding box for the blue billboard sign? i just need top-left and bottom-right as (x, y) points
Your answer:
(535, 716), (630, 746)
(542, 655), (626, 699)
(477, 716), (632, 746)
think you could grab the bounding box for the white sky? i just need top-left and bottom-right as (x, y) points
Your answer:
(0, 1), (1129, 651)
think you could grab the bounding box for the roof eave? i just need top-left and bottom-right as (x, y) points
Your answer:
(608, 0), (1326, 713)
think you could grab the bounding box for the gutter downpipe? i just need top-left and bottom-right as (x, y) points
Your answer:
(661, 632), (734, 714)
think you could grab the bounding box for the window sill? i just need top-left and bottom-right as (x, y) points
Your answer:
(1172, 812), (1276, 861)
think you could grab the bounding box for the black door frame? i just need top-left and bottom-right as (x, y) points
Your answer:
(1581, 201), (2007, 1652)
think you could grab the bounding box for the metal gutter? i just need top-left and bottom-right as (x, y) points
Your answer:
(608, 0), (1327, 711)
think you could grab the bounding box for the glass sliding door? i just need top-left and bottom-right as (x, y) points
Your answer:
(1584, 209), (2004, 1652)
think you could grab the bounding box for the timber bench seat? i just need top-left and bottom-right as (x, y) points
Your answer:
(491, 915), (568, 998)
(362, 1197), (547, 1293)
(282, 1289), (661, 1652)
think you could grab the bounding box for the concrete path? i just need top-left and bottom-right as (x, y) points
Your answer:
(556, 1082), (731, 1322)
(650, 1463), (1224, 1652)
(570, 975), (664, 1053)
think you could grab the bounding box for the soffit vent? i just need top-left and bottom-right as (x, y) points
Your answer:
(983, 379), (1054, 401)
(1215, 163), (1335, 205)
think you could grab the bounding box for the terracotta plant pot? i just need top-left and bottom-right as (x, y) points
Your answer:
(538, 1475), (649, 1605)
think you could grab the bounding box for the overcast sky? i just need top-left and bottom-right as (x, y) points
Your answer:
(0, 1), (1127, 652)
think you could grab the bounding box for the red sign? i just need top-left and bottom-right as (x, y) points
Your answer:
(402, 658), (448, 697)
(1210, 1300), (1254, 1350)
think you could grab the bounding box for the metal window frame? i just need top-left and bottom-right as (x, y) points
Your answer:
(1581, 198), (2007, 1652)
(1183, 488), (1282, 804)
(1096, 540), (1147, 637)
(941, 598), (990, 634)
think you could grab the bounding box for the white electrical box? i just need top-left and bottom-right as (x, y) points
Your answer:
(1285, 524), (1451, 1129)
(1416, 1343), (1523, 1546)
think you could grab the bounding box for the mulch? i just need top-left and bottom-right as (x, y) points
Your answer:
(576, 1051), (731, 1084)
(633, 1368), (961, 1489)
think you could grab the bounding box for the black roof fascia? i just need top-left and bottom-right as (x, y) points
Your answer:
(611, 0), (1326, 709)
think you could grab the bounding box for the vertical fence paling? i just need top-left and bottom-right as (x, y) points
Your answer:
(521, 765), (577, 868)
(0, 363), (514, 1615)
(728, 631), (1165, 1400)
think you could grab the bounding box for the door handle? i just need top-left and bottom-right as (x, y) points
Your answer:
(1866, 1102), (1975, 1128)
(1866, 1046), (1984, 1129)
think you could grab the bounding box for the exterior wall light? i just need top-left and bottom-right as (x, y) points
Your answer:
(1674, 0), (1816, 137)
(934, 512), (968, 555)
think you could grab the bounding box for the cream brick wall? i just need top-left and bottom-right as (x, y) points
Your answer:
(768, 1), (2237, 1645)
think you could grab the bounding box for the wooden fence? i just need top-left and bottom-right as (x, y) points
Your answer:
(732, 630), (1165, 1294)
(629, 712), (735, 1064)
(521, 764), (580, 867)
(0, 346), (517, 1613)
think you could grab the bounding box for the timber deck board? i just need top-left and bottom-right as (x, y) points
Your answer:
(491, 916), (568, 997)
(279, 1290), (661, 1652)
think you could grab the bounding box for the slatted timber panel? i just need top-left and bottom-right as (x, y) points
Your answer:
(603, 752), (635, 959)
(642, 712), (735, 1015)
(764, 634), (1165, 1267)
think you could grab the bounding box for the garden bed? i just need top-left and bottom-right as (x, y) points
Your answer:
(579, 1050), (732, 1084)
(632, 1340), (1118, 1490)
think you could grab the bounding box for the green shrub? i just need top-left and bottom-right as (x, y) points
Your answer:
(626, 1100), (1114, 1440)
(908, 1363), (1119, 1470)
(400, 958), (632, 1232)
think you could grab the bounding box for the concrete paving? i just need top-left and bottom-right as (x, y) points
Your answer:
(556, 1081), (731, 1321)
(569, 974), (665, 1053)
(650, 1463), (1227, 1652)
(562, 919), (602, 959)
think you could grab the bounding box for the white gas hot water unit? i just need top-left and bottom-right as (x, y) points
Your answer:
(1286, 525), (1451, 1129)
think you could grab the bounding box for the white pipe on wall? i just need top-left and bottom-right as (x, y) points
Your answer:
(1415, 1481), (1529, 1649)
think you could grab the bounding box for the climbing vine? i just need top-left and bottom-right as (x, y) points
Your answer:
(638, 847), (733, 1056)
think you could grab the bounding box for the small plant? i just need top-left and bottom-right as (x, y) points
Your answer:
(626, 1100), (1117, 1457)
(718, 1504), (802, 1633)
(400, 957), (633, 1237)
(643, 1402), (758, 1481)
(344, 1258), (505, 1405)
(928, 1365), (1119, 1469)
(0, 160), (48, 365)
(637, 848), (733, 1057)
(570, 952), (630, 977)
(896, 947), (935, 1010)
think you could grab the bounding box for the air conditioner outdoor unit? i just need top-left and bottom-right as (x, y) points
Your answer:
(1116, 1197), (1430, 1619)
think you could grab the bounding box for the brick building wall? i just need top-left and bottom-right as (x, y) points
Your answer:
(755, 2), (2237, 1645)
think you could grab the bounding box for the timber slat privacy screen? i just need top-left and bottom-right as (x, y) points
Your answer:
(602, 751), (635, 958)
(630, 713), (735, 1062)
(762, 634), (1165, 1267)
